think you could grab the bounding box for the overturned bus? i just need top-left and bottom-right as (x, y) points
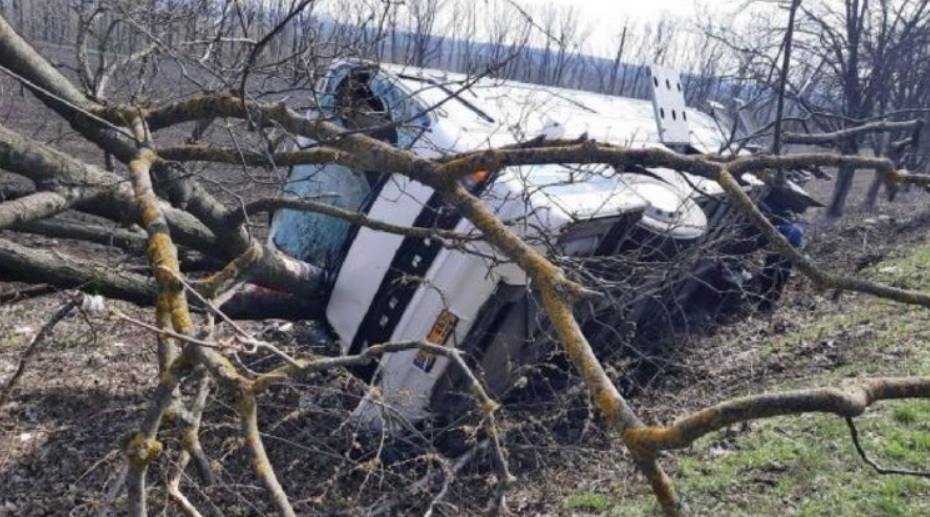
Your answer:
(270, 61), (818, 430)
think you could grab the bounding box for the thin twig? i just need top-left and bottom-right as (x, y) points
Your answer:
(237, 0), (315, 98)
(111, 310), (234, 351)
(175, 374), (215, 485)
(96, 465), (127, 517)
(160, 266), (302, 367)
(369, 441), (490, 517)
(771, 0), (801, 183)
(0, 284), (56, 306)
(0, 297), (78, 406)
(166, 484), (206, 517)
(0, 63), (136, 140)
(423, 456), (455, 517)
(845, 417), (930, 478)
(167, 375), (213, 517)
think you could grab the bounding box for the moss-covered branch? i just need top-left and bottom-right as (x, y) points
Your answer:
(625, 377), (930, 452)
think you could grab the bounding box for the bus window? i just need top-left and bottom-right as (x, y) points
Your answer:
(273, 71), (398, 270)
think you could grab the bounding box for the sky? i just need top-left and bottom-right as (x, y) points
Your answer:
(490, 0), (763, 62)
(319, 0), (768, 61)
(512, 0), (748, 53)
(534, 0), (705, 22)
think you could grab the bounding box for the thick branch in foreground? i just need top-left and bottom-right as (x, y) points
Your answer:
(0, 237), (156, 304)
(0, 123), (323, 301)
(124, 135), (196, 517)
(0, 122), (220, 255)
(122, 115), (296, 514)
(159, 144), (367, 170)
(0, 191), (85, 230)
(238, 391), (296, 517)
(0, 235), (317, 319)
(11, 218), (149, 253)
(624, 378), (930, 453)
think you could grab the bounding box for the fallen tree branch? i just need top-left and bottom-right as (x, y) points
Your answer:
(10, 218), (217, 270)
(0, 284), (56, 305)
(624, 378), (930, 454)
(159, 144), (366, 169)
(0, 296), (79, 406)
(0, 237), (319, 320)
(0, 191), (83, 230)
(238, 390), (296, 517)
(167, 374), (213, 517)
(845, 417), (930, 478)
(123, 115), (199, 517)
(12, 218), (149, 254)
(0, 236), (157, 304)
(0, 122), (220, 255)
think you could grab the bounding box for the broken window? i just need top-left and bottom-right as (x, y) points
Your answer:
(272, 71), (399, 270)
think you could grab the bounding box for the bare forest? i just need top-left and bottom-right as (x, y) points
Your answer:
(3, 1), (930, 516)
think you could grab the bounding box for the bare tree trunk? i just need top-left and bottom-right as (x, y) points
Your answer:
(864, 135), (890, 209)
(829, 143), (860, 217)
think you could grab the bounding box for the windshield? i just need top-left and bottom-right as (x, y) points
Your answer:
(272, 163), (373, 269)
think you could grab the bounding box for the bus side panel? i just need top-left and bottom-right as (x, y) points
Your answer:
(326, 175), (436, 352)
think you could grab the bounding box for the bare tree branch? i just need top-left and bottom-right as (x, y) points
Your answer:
(0, 296), (79, 406)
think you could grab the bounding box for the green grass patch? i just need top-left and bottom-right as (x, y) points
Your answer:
(563, 492), (615, 514)
(610, 408), (930, 516)
(602, 245), (930, 516)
